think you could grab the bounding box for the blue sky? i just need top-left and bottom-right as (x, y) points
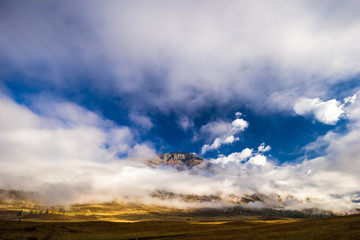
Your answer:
(1, 61), (342, 162)
(1, 0), (360, 211)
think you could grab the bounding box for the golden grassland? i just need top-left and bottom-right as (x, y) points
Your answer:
(0, 201), (359, 239)
(0, 214), (359, 240)
(0, 200), (298, 222)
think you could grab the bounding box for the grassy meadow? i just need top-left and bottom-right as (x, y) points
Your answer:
(0, 199), (359, 240)
(0, 214), (359, 240)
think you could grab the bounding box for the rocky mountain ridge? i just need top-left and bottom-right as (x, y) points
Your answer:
(147, 152), (204, 169)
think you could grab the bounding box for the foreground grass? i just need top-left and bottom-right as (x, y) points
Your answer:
(0, 200), (358, 239)
(0, 214), (359, 240)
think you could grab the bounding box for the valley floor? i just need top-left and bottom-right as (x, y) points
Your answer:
(0, 214), (359, 240)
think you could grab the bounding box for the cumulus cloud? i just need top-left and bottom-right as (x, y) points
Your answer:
(210, 143), (270, 167)
(200, 117), (248, 154)
(210, 148), (252, 166)
(235, 112), (242, 118)
(258, 143), (271, 153)
(232, 119), (248, 130)
(248, 154), (267, 166)
(318, 94), (360, 175)
(294, 98), (344, 124)
(294, 93), (358, 124)
(201, 135), (239, 155)
(199, 121), (233, 140)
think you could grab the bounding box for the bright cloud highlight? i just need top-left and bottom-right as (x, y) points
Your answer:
(201, 118), (248, 154)
(294, 98), (344, 124)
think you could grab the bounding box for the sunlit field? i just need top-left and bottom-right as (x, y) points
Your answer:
(1, 200), (359, 240)
(1, 213), (359, 240)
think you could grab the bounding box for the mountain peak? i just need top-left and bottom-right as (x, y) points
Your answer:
(147, 152), (204, 169)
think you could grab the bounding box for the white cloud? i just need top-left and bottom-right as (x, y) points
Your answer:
(210, 143), (270, 167)
(107, 128), (134, 156)
(128, 143), (157, 160)
(258, 143), (271, 153)
(201, 135), (239, 155)
(0, 95), (153, 164)
(2, 1), (360, 113)
(35, 101), (109, 128)
(248, 154), (267, 166)
(200, 117), (248, 154)
(224, 135), (236, 144)
(344, 94), (357, 105)
(211, 148), (253, 166)
(199, 121), (233, 140)
(231, 118), (248, 131)
(235, 112), (242, 118)
(294, 97), (345, 124)
(129, 113), (154, 130)
(178, 115), (194, 131)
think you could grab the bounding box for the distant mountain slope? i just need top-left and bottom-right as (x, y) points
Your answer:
(147, 152), (204, 169)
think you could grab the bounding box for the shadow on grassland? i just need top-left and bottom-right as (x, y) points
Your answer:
(0, 214), (359, 240)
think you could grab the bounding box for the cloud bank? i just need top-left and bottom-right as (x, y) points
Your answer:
(0, 94), (359, 213)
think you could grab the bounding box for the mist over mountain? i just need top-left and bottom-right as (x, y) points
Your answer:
(146, 152), (359, 214)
